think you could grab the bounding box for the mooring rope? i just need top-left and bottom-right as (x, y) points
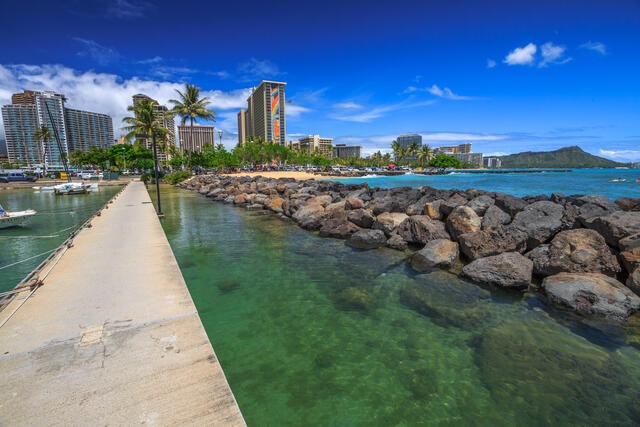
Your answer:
(0, 249), (56, 270)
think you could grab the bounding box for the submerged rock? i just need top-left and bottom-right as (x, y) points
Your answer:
(346, 229), (387, 249)
(543, 272), (640, 321)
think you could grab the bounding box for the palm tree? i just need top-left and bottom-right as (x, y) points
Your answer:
(169, 84), (216, 169)
(408, 140), (420, 163)
(122, 99), (168, 216)
(33, 125), (52, 176)
(418, 144), (434, 168)
(391, 140), (402, 164)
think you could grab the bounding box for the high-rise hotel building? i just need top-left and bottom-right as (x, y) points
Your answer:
(131, 94), (175, 162)
(237, 80), (286, 145)
(1, 90), (113, 168)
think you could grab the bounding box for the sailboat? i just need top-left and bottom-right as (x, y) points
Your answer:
(0, 202), (37, 229)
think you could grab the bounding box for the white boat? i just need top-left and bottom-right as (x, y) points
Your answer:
(0, 203), (37, 229)
(53, 182), (93, 195)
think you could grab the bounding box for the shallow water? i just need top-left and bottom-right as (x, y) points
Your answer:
(158, 186), (640, 426)
(0, 186), (122, 292)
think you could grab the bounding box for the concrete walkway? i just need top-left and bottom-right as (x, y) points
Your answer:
(0, 182), (245, 426)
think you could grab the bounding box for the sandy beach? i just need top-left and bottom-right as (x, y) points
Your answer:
(222, 170), (324, 180)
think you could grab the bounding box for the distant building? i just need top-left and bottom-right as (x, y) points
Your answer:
(333, 144), (361, 159)
(434, 143), (471, 155)
(483, 156), (502, 168)
(1, 90), (113, 169)
(455, 152), (483, 168)
(239, 80), (286, 145)
(177, 124), (216, 153)
(298, 135), (333, 157)
(397, 133), (422, 148)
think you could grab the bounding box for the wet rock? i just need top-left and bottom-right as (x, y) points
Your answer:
(526, 228), (620, 278)
(458, 226), (528, 261)
(346, 229), (387, 249)
(511, 200), (566, 250)
(543, 272), (640, 321)
(446, 205), (482, 241)
(410, 239), (459, 271)
(386, 233), (409, 251)
(461, 252), (533, 288)
(481, 204), (511, 230)
(583, 211), (640, 248)
(336, 287), (376, 312)
(396, 215), (450, 246)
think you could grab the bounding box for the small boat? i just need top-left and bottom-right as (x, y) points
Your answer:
(611, 177), (627, 182)
(53, 182), (93, 195)
(0, 202), (37, 229)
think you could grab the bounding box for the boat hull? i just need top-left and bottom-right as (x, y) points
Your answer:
(0, 210), (37, 228)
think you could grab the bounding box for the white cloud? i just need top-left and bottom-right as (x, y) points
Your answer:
(333, 102), (363, 109)
(427, 85), (474, 100)
(73, 38), (122, 66)
(598, 149), (640, 162)
(487, 59), (496, 69)
(581, 41), (607, 55)
(539, 42), (571, 67)
(0, 64), (251, 149)
(285, 104), (311, 118)
(504, 43), (537, 66)
(331, 100), (435, 123)
(237, 58), (284, 81)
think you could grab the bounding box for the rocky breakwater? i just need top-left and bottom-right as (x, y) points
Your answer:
(179, 175), (640, 322)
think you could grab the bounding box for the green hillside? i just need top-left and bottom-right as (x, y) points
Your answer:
(498, 146), (623, 168)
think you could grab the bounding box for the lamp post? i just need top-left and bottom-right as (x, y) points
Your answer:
(217, 129), (223, 146)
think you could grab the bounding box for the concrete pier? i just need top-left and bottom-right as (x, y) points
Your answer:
(0, 181), (245, 426)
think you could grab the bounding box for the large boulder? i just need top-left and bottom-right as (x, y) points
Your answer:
(526, 228), (620, 277)
(619, 233), (640, 252)
(494, 193), (528, 216)
(373, 212), (409, 236)
(292, 198), (328, 230)
(410, 239), (459, 271)
(481, 204), (512, 230)
(619, 248), (640, 296)
(583, 211), (640, 248)
(569, 194), (620, 223)
(319, 213), (361, 239)
(542, 272), (640, 321)
(458, 226), (528, 261)
(346, 229), (387, 249)
(396, 215), (450, 245)
(511, 200), (566, 250)
(467, 195), (495, 216)
(347, 208), (375, 229)
(461, 252), (533, 288)
(446, 205), (482, 241)
(615, 197), (640, 212)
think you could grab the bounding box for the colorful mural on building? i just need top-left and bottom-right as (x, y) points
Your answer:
(270, 85), (280, 142)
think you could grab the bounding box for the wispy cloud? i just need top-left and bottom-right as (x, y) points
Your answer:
(237, 58), (285, 82)
(331, 100), (434, 123)
(404, 84), (477, 100)
(107, 0), (153, 20)
(539, 42), (571, 67)
(581, 41), (607, 55)
(333, 101), (363, 109)
(487, 59), (496, 69)
(137, 56), (163, 65)
(504, 43), (537, 65)
(73, 38), (121, 66)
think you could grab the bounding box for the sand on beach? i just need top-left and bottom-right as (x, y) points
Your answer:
(221, 170), (324, 180)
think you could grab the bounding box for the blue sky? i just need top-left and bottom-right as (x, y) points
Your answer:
(1, 0), (639, 161)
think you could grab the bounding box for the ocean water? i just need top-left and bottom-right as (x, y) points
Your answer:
(156, 172), (640, 427)
(332, 168), (640, 200)
(0, 186), (122, 292)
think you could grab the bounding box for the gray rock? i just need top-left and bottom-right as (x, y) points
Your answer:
(396, 215), (450, 245)
(620, 233), (640, 252)
(542, 272), (640, 321)
(346, 229), (387, 249)
(347, 208), (375, 229)
(481, 204), (511, 230)
(494, 193), (528, 216)
(467, 195), (495, 216)
(386, 233), (409, 251)
(461, 252), (533, 288)
(583, 211), (640, 248)
(458, 226), (528, 261)
(511, 200), (566, 250)
(526, 228), (620, 277)
(410, 239), (459, 271)
(620, 248), (640, 296)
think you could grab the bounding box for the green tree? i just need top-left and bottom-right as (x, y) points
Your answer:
(33, 125), (53, 174)
(417, 144), (433, 168)
(169, 83), (216, 169)
(122, 98), (169, 215)
(429, 154), (462, 169)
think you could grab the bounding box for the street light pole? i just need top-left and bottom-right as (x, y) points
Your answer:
(217, 129), (223, 146)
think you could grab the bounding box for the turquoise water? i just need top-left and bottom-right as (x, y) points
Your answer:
(332, 168), (640, 200)
(156, 178), (640, 427)
(0, 186), (123, 292)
